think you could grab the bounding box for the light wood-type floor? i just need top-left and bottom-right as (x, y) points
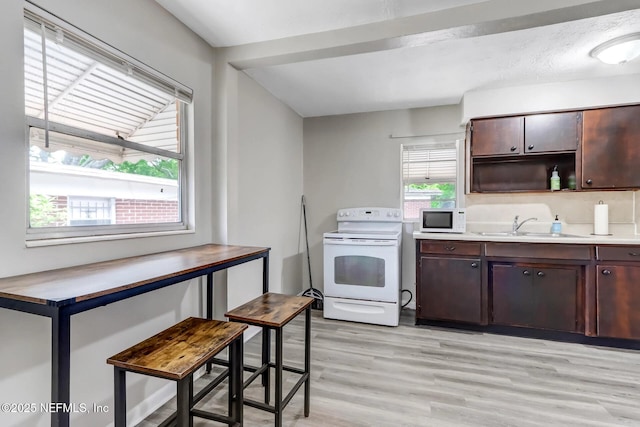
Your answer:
(138, 309), (640, 426)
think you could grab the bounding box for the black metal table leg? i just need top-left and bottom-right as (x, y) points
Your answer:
(114, 368), (126, 427)
(176, 374), (193, 427)
(229, 337), (244, 425)
(275, 327), (283, 427)
(262, 326), (271, 403)
(206, 272), (213, 320)
(262, 253), (270, 402)
(206, 272), (214, 373)
(51, 309), (71, 427)
(262, 254), (269, 294)
(304, 306), (311, 417)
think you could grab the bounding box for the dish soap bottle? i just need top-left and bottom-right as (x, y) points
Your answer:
(550, 165), (560, 191)
(551, 215), (562, 234)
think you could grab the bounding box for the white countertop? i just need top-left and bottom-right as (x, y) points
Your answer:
(413, 230), (640, 245)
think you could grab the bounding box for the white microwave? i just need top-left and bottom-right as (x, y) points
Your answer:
(419, 208), (466, 233)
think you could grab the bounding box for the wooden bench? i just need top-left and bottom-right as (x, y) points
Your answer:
(107, 317), (247, 427)
(225, 292), (313, 427)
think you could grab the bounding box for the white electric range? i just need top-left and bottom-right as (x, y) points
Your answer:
(323, 207), (402, 326)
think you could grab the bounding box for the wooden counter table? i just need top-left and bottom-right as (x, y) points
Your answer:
(0, 243), (270, 427)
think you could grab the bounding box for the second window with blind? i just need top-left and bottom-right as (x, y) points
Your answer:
(401, 139), (463, 221)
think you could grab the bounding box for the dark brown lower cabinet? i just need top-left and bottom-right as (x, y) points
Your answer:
(418, 256), (482, 324)
(414, 239), (640, 343)
(596, 265), (640, 340)
(491, 264), (579, 332)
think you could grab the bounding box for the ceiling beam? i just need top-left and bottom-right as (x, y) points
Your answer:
(222, 0), (640, 70)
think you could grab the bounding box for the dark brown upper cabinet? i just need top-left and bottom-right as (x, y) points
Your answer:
(471, 112), (580, 157)
(470, 112), (581, 192)
(582, 104), (640, 189)
(471, 116), (524, 156)
(524, 112), (581, 153)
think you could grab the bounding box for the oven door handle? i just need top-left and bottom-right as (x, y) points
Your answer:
(323, 239), (398, 246)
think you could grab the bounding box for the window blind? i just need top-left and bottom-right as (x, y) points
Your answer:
(402, 142), (458, 185)
(24, 3), (193, 104)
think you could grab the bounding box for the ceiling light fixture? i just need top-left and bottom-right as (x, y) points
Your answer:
(590, 33), (640, 65)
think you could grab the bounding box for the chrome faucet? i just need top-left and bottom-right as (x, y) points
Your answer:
(512, 215), (538, 233)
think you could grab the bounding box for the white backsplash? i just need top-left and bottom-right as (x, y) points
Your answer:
(465, 190), (638, 236)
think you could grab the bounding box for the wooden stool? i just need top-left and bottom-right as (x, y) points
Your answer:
(225, 292), (313, 427)
(107, 317), (247, 427)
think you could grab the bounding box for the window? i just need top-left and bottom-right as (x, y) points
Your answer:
(401, 138), (463, 220)
(24, 3), (193, 240)
(68, 197), (113, 226)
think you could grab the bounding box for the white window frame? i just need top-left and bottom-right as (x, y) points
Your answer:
(24, 2), (193, 242)
(400, 134), (465, 221)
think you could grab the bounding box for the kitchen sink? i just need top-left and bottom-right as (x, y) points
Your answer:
(474, 231), (517, 236)
(520, 232), (588, 238)
(474, 231), (588, 238)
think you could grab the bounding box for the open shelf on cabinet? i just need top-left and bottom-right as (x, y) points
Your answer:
(471, 153), (576, 193)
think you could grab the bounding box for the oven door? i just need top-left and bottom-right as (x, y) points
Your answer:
(323, 238), (399, 303)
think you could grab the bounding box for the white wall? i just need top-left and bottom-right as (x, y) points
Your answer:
(226, 72), (304, 308)
(212, 47), (305, 315)
(302, 105), (465, 306)
(0, 0), (215, 426)
(462, 74), (640, 121)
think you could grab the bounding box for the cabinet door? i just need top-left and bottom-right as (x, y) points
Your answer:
(492, 264), (578, 332)
(524, 112), (580, 153)
(583, 105), (640, 189)
(471, 116), (523, 156)
(531, 267), (578, 332)
(418, 256), (481, 323)
(596, 265), (640, 340)
(492, 265), (534, 326)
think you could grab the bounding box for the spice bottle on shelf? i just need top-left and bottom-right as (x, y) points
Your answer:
(567, 172), (576, 190)
(550, 165), (560, 191)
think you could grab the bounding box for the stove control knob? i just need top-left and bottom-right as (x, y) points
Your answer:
(394, 211), (400, 217)
(345, 211), (350, 216)
(338, 212), (344, 217)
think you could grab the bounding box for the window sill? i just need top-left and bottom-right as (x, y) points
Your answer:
(25, 228), (195, 248)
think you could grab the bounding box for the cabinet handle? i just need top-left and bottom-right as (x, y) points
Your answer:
(510, 146), (517, 152)
(537, 271), (545, 277)
(629, 252), (640, 257)
(444, 246), (456, 251)
(523, 270), (531, 276)
(527, 144), (534, 150)
(602, 269), (612, 276)
(471, 262), (479, 268)
(586, 179), (593, 185)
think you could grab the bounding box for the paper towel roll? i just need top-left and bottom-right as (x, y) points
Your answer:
(594, 202), (609, 235)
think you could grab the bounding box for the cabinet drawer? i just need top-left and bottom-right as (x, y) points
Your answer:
(596, 246), (640, 262)
(420, 240), (481, 256)
(485, 243), (591, 260)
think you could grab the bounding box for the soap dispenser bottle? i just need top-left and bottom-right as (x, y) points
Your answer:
(550, 165), (560, 191)
(551, 215), (562, 234)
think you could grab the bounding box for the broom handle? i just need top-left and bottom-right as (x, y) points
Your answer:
(302, 195), (314, 290)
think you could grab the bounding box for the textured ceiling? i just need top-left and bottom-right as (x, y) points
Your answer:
(155, 0), (640, 117)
